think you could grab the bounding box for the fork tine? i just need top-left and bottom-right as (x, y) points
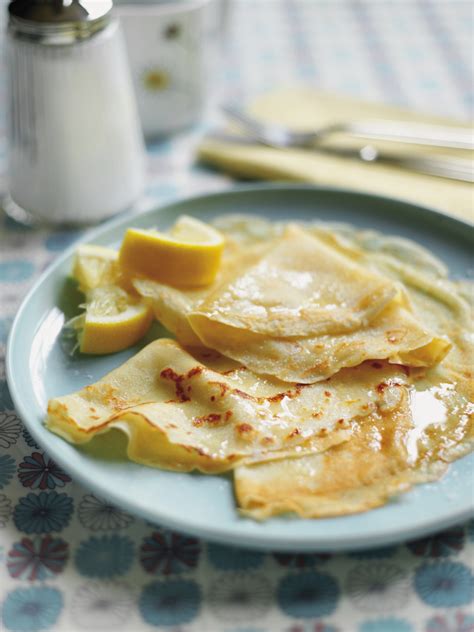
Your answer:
(222, 105), (293, 147)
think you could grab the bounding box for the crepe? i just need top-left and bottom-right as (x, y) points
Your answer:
(235, 393), (417, 519)
(235, 358), (473, 519)
(134, 222), (450, 383)
(133, 242), (267, 347)
(234, 305), (473, 519)
(189, 299), (450, 384)
(230, 219), (474, 519)
(46, 214), (473, 520)
(46, 339), (414, 473)
(191, 225), (397, 337)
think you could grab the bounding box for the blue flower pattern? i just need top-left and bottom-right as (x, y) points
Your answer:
(17, 452), (71, 490)
(208, 543), (264, 571)
(7, 536), (69, 580)
(414, 562), (473, 607)
(277, 571), (340, 618)
(0, 494), (13, 527)
(13, 492), (73, 534)
(0, 412), (22, 448)
(208, 572), (272, 622)
(44, 231), (82, 252)
(75, 534), (134, 578)
(0, 454), (16, 489)
(21, 428), (40, 449)
(140, 530), (200, 575)
(77, 494), (134, 530)
(0, 260), (34, 283)
(139, 579), (201, 626)
(2, 586), (63, 631)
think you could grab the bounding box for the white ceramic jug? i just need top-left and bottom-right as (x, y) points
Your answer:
(115, 0), (226, 138)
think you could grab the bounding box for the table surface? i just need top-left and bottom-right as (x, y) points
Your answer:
(0, 2), (473, 631)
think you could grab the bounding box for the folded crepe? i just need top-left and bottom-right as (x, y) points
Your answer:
(47, 338), (417, 473)
(135, 223), (450, 383)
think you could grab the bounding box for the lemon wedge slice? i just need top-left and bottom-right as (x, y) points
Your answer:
(72, 285), (153, 355)
(118, 215), (225, 287)
(72, 244), (120, 292)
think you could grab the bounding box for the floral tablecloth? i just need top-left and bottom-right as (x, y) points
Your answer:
(0, 2), (473, 631)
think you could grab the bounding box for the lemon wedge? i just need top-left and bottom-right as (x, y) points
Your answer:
(72, 244), (120, 292)
(118, 215), (225, 287)
(72, 285), (153, 355)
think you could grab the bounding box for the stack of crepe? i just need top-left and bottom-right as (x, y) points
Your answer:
(46, 216), (474, 519)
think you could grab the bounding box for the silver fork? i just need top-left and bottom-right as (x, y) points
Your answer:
(205, 131), (474, 182)
(223, 105), (474, 150)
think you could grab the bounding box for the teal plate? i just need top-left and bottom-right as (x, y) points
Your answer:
(7, 184), (474, 551)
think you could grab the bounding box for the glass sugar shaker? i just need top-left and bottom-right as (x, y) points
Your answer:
(5, 0), (146, 225)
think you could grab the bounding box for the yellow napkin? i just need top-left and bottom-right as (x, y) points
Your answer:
(198, 88), (473, 223)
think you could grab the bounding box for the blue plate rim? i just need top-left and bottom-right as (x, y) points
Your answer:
(6, 183), (474, 551)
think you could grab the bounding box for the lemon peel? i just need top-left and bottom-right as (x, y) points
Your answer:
(118, 215), (225, 287)
(71, 285), (152, 355)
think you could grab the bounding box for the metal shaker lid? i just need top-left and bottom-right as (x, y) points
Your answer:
(8, 0), (114, 44)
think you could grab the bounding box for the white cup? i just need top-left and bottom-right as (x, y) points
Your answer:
(114, 0), (220, 138)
